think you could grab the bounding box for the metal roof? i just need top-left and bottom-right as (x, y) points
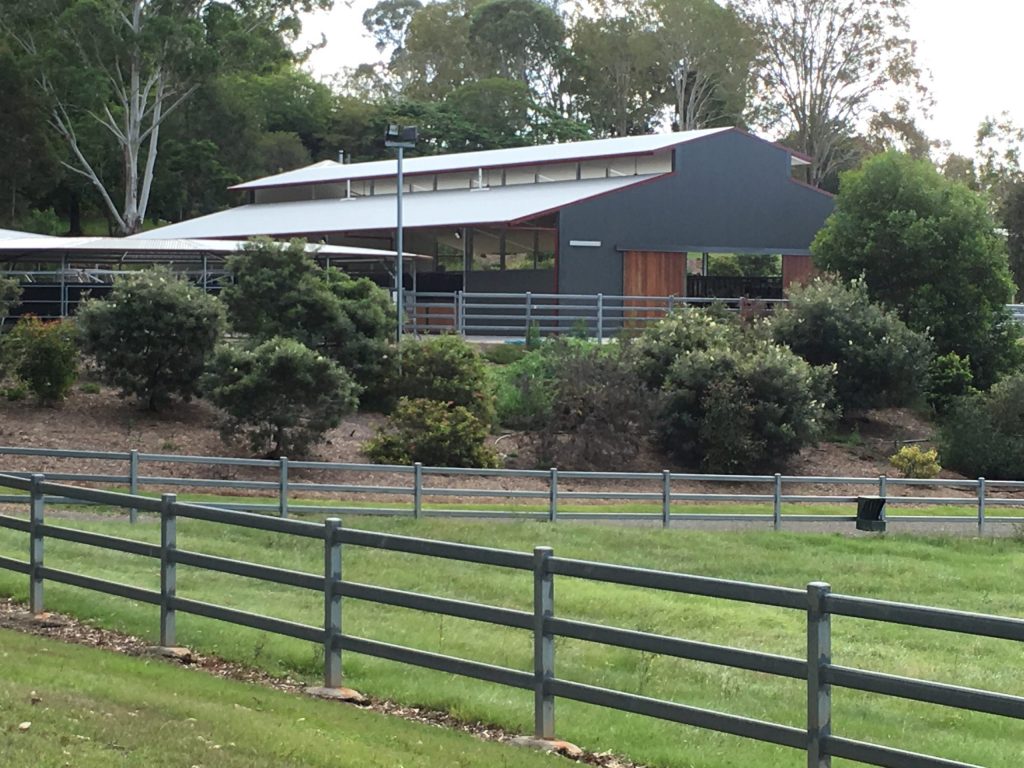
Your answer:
(132, 175), (654, 240)
(0, 236), (426, 261)
(231, 128), (735, 191)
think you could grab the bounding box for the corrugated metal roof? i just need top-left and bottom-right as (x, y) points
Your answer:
(0, 236), (425, 260)
(231, 128), (733, 191)
(132, 175), (654, 240)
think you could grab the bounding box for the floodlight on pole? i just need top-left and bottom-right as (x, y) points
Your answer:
(385, 124), (418, 345)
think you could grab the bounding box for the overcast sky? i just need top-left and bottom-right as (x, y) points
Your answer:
(298, 0), (1021, 156)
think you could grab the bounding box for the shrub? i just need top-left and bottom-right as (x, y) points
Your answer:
(202, 337), (359, 458)
(396, 335), (495, 424)
(77, 268), (225, 411)
(3, 316), (78, 404)
(533, 346), (653, 470)
(627, 309), (741, 390)
(772, 278), (932, 412)
(939, 373), (1024, 479)
(889, 446), (941, 479)
(926, 352), (975, 414)
(481, 344), (527, 365)
(658, 339), (832, 473)
(0, 274), (21, 323)
(222, 238), (396, 404)
(364, 397), (499, 468)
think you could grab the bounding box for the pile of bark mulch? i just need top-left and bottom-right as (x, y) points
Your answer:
(0, 597), (640, 768)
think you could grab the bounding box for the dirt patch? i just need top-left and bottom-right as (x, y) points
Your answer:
(0, 388), (1002, 507)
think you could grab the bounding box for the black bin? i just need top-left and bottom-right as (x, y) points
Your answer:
(856, 496), (886, 532)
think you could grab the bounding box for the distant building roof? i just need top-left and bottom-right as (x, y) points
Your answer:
(231, 128), (747, 191)
(0, 228), (53, 240)
(132, 175), (652, 240)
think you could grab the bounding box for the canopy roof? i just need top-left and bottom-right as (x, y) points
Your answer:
(132, 175), (652, 241)
(231, 128), (740, 191)
(0, 228), (52, 240)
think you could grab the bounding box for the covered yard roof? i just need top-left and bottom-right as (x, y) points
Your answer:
(132, 175), (653, 240)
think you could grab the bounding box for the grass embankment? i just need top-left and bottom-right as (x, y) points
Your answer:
(0, 628), (554, 768)
(1, 515), (1022, 767)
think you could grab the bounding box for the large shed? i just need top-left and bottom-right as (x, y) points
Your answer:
(131, 128), (833, 301)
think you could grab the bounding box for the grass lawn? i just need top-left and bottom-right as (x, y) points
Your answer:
(0, 628), (557, 768)
(1, 513), (1022, 767)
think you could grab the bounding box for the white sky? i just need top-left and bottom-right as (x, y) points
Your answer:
(297, 0), (1022, 157)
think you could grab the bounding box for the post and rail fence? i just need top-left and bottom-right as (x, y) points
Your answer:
(0, 445), (1019, 534)
(0, 472), (1021, 768)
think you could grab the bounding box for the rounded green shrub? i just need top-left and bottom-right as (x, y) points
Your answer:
(772, 278), (932, 412)
(3, 316), (78, 404)
(364, 397), (499, 468)
(77, 267), (225, 411)
(396, 335), (495, 424)
(202, 337), (359, 458)
(658, 339), (832, 473)
(889, 446), (941, 479)
(926, 352), (975, 414)
(627, 309), (741, 390)
(939, 373), (1024, 479)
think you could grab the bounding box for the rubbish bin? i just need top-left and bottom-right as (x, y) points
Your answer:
(856, 496), (886, 532)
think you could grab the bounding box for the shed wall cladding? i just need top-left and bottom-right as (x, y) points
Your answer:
(557, 131), (834, 297)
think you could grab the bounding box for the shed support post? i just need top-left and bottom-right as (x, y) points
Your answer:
(525, 291), (533, 337)
(596, 293), (604, 342)
(160, 493), (177, 647)
(807, 582), (832, 767)
(29, 474), (45, 615)
(533, 546), (555, 740)
(324, 518), (342, 688)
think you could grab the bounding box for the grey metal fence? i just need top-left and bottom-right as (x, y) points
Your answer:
(405, 291), (788, 338)
(0, 472), (1020, 768)
(1, 445), (1021, 534)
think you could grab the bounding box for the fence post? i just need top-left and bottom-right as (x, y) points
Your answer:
(278, 457), (289, 518)
(548, 468), (558, 522)
(773, 474), (782, 531)
(596, 293), (604, 343)
(533, 546), (555, 740)
(29, 474), (45, 615)
(525, 291), (533, 336)
(413, 463), (423, 519)
(456, 290), (465, 336)
(977, 477), (986, 537)
(323, 517), (342, 688)
(878, 475), (887, 522)
(807, 581), (832, 768)
(662, 470), (671, 529)
(160, 493), (177, 648)
(129, 449), (139, 524)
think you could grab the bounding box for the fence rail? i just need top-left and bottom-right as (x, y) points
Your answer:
(1, 445), (1022, 534)
(0, 472), (1019, 768)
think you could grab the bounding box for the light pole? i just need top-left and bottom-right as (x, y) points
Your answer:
(385, 124), (418, 344)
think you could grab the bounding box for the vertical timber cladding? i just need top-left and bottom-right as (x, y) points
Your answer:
(623, 250), (687, 320)
(781, 254), (817, 294)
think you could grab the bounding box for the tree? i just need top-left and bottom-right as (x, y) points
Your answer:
(77, 267), (225, 410)
(222, 239), (395, 400)
(652, 0), (756, 130)
(740, 0), (925, 187)
(813, 152), (1020, 389)
(363, 0), (423, 53)
(203, 337), (359, 458)
(0, 0), (329, 234)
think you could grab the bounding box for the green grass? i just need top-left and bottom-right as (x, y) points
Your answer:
(1, 514), (1022, 767)
(0, 628), (557, 768)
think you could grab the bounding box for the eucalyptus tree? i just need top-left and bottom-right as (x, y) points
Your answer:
(0, 0), (330, 234)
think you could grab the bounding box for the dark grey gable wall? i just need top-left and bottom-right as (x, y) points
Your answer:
(556, 130), (835, 296)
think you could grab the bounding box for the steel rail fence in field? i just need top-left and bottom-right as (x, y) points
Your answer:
(0, 445), (1021, 534)
(0, 472), (1020, 768)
